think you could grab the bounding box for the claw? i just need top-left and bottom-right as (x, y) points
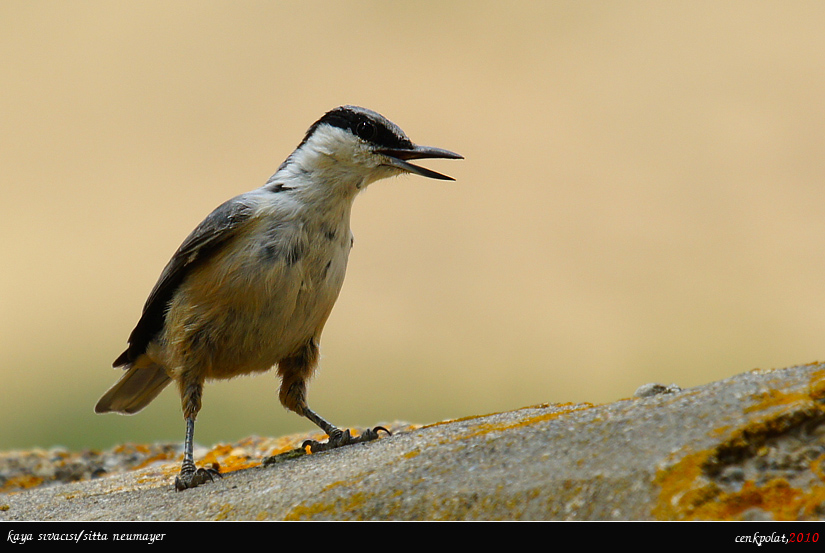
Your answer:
(302, 425), (391, 453)
(175, 463), (222, 491)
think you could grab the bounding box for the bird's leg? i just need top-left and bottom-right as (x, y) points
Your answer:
(278, 339), (390, 454)
(175, 378), (221, 491)
(300, 405), (390, 453)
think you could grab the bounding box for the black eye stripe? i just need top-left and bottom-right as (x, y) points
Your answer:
(304, 106), (414, 150)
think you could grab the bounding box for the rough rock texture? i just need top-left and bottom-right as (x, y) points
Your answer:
(2, 363), (825, 520)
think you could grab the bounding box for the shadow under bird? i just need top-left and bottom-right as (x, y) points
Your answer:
(95, 106), (463, 490)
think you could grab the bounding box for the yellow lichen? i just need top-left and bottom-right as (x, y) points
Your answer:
(688, 478), (825, 521)
(214, 503), (234, 521)
(1, 475), (44, 493)
(284, 491), (371, 521)
(458, 403), (594, 441)
(654, 367), (825, 520)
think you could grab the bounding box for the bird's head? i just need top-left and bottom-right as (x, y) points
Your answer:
(282, 106), (462, 190)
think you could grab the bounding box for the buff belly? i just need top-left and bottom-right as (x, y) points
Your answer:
(149, 225), (350, 382)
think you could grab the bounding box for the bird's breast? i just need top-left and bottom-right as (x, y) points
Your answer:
(159, 216), (353, 380)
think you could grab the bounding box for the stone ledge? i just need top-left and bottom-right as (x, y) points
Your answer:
(2, 363), (825, 520)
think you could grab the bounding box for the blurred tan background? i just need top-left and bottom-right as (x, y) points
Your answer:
(3, 1), (825, 451)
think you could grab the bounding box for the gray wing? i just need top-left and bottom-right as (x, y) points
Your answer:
(113, 194), (257, 367)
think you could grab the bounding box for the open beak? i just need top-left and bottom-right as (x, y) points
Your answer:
(376, 145), (463, 181)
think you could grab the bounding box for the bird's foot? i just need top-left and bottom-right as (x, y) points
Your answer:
(174, 462), (221, 491)
(262, 448), (308, 466)
(302, 426), (391, 453)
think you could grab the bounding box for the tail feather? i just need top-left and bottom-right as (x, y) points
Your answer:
(95, 363), (172, 415)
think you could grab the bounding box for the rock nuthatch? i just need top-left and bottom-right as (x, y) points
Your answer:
(95, 106), (462, 490)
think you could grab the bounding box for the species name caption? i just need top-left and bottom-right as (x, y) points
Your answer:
(8, 531), (164, 545)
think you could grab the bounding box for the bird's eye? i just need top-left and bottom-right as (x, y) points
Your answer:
(355, 121), (376, 141)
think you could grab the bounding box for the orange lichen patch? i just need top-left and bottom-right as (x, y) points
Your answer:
(319, 479), (350, 493)
(172, 434), (320, 474)
(284, 491), (371, 521)
(214, 503), (235, 521)
(716, 392), (825, 476)
(1, 475), (44, 493)
(112, 443), (152, 455)
(200, 444), (258, 473)
(654, 370), (825, 520)
(258, 434), (309, 458)
(160, 461), (184, 477)
(743, 368), (825, 413)
(653, 449), (719, 520)
(689, 479), (825, 520)
(744, 388), (812, 415)
(136, 472), (171, 485)
(457, 403), (595, 442)
(811, 453), (825, 483)
(808, 369), (825, 401)
(654, 452), (825, 520)
(201, 444), (251, 472)
(422, 404), (589, 431)
(133, 451), (180, 470)
(713, 407), (824, 472)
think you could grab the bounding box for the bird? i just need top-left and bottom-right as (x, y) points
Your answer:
(95, 105), (463, 490)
